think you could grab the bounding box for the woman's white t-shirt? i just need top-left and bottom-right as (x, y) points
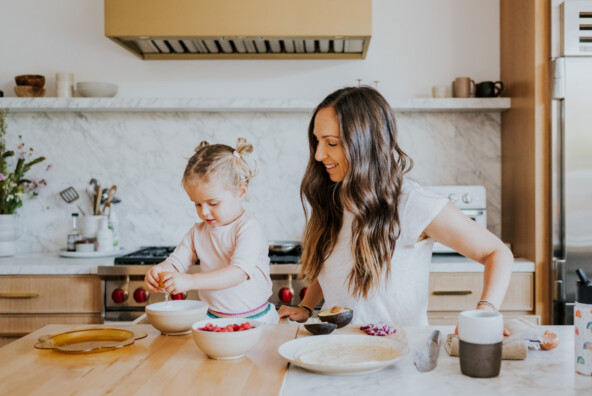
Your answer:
(317, 178), (448, 327)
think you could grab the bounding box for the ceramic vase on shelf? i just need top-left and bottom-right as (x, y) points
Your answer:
(0, 214), (25, 256)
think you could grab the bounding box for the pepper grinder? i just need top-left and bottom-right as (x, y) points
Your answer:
(575, 268), (592, 376)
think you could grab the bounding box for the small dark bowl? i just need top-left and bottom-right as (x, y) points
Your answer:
(304, 322), (337, 335)
(15, 75), (45, 88)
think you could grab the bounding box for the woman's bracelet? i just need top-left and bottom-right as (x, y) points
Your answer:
(297, 304), (314, 318)
(477, 300), (498, 312)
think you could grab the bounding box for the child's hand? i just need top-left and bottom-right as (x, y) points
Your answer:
(162, 272), (195, 295)
(145, 263), (174, 293)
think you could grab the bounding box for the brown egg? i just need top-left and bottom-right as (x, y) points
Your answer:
(540, 330), (560, 350)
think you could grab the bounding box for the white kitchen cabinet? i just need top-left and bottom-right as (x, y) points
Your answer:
(427, 272), (537, 325)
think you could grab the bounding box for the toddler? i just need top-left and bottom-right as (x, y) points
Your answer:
(145, 138), (278, 324)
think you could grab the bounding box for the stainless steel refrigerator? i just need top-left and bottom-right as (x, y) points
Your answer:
(551, 0), (592, 324)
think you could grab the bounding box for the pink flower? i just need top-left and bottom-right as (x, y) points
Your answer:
(45, 164), (53, 171)
(0, 173), (3, 181)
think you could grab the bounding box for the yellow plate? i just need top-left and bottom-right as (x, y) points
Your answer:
(34, 328), (147, 354)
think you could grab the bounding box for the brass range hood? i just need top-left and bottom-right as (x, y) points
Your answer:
(104, 0), (372, 60)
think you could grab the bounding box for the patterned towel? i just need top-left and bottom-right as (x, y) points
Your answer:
(445, 317), (547, 360)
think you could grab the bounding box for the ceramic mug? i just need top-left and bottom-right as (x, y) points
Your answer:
(453, 77), (476, 98)
(432, 85), (449, 98)
(476, 81), (504, 97)
(82, 215), (105, 239)
(458, 310), (503, 378)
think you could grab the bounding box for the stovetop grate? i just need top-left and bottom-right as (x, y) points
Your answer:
(114, 245), (301, 265)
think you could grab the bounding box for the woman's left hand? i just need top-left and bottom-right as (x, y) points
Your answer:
(278, 305), (310, 323)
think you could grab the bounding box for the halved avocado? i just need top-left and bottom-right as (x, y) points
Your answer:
(317, 307), (353, 328)
(304, 322), (337, 335)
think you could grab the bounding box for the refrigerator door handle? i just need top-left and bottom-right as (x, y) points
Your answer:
(552, 258), (567, 302)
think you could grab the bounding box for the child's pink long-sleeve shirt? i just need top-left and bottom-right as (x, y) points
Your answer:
(165, 212), (272, 314)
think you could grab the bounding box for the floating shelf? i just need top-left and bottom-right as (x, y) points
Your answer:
(0, 97), (511, 113)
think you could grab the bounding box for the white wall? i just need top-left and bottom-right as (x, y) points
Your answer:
(1, 0), (503, 253)
(1, 0), (500, 101)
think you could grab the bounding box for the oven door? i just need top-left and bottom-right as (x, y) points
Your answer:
(432, 209), (487, 254)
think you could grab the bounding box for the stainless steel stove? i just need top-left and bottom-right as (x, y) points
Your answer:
(98, 244), (308, 322)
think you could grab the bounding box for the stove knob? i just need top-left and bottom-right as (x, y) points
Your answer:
(448, 193), (458, 203)
(111, 288), (128, 304)
(299, 287), (308, 300)
(133, 288), (149, 303)
(462, 193), (472, 204)
(278, 287), (294, 303)
(171, 292), (186, 300)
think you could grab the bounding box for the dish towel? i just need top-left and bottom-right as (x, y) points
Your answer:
(445, 317), (549, 360)
(445, 333), (528, 360)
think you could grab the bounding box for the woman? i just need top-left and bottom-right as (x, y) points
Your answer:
(278, 86), (513, 326)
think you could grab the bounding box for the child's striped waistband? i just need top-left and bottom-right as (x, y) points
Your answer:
(207, 301), (272, 320)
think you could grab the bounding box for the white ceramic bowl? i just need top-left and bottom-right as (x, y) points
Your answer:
(191, 318), (264, 360)
(76, 82), (118, 97)
(146, 300), (208, 335)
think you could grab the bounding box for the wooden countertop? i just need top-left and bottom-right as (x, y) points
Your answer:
(0, 323), (298, 396)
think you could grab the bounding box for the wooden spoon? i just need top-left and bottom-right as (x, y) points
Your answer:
(101, 185), (117, 216)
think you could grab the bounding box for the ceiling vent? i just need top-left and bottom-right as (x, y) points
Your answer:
(105, 0), (372, 60)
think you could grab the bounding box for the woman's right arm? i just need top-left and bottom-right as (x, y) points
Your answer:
(277, 278), (323, 322)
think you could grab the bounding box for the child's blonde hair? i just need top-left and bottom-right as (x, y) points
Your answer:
(182, 137), (258, 189)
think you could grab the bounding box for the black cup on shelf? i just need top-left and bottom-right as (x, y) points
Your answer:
(476, 81), (504, 97)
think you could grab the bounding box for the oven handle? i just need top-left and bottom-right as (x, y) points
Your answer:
(461, 210), (485, 216)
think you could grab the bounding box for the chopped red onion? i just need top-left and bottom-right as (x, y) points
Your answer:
(360, 322), (397, 336)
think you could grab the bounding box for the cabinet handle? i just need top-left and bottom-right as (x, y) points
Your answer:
(433, 290), (472, 296)
(0, 332), (29, 338)
(0, 293), (40, 299)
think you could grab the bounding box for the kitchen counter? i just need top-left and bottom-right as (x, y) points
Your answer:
(0, 324), (586, 395)
(0, 253), (535, 275)
(283, 325), (586, 396)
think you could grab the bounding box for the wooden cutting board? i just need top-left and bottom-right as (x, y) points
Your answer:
(0, 323), (298, 396)
(296, 322), (407, 343)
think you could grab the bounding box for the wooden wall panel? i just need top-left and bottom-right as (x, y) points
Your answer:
(500, 0), (550, 324)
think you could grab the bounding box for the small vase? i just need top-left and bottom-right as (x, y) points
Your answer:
(0, 214), (25, 257)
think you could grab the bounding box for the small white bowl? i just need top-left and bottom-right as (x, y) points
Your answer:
(76, 82), (118, 97)
(191, 318), (264, 360)
(146, 300), (208, 335)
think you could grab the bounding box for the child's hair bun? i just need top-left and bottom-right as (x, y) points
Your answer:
(234, 137), (254, 158)
(195, 141), (210, 152)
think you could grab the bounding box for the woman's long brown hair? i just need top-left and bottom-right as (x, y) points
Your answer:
(299, 86), (413, 299)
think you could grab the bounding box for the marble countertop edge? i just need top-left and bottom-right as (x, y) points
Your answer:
(0, 253), (534, 275)
(0, 97), (511, 113)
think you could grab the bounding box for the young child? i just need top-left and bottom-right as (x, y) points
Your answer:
(145, 138), (278, 324)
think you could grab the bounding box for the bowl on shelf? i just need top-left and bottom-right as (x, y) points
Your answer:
(76, 82), (118, 98)
(14, 86), (46, 98)
(145, 300), (208, 335)
(15, 74), (45, 87)
(191, 318), (264, 359)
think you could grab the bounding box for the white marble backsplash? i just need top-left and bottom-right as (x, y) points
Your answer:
(5, 109), (501, 253)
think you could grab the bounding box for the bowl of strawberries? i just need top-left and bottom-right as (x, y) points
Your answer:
(191, 318), (264, 360)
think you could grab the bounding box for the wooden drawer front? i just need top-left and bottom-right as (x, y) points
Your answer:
(428, 312), (540, 326)
(428, 273), (533, 312)
(0, 276), (101, 314)
(0, 314), (103, 346)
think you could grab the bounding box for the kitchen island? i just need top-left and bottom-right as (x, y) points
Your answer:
(0, 324), (587, 395)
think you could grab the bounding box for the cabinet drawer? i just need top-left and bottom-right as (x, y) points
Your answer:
(428, 273), (533, 312)
(0, 276), (101, 314)
(0, 314), (103, 347)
